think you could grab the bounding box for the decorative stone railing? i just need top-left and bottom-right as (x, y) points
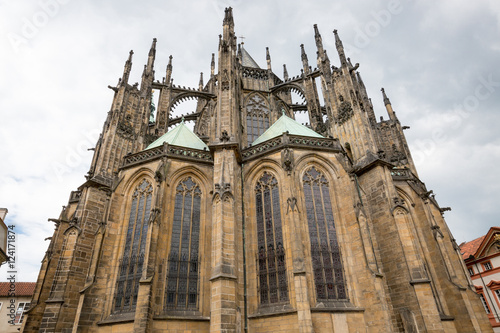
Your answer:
(122, 143), (213, 169)
(242, 133), (342, 161)
(391, 168), (428, 196)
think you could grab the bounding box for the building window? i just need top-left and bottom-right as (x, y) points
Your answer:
(165, 177), (201, 310)
(246, 94), (270, 145)
(302, 167), (347, 301)
(255, 172), (288, 305)
(14, 302), (30, 324)
(468, 268), (474, 276)
(484, 262), (493, 271)
(495, 289), (500, 301)
(114, 179), (153, 313)
(479, 293), (491, 314)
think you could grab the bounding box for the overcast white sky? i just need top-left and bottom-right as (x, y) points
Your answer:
(0, 0), (499, 282)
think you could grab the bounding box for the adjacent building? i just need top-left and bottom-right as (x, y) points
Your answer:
(461, 227), (500, 332)
(0, 282), (35, 332)
(23, 7), (491, 332)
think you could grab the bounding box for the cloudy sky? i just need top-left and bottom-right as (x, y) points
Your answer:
(0, 0), (499, 282)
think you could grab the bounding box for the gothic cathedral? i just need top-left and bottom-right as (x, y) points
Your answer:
(24, 7), (491, 333)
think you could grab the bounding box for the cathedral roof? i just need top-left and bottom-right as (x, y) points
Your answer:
(251, 112), (323, 146)
(145, 121), (208, 151)
(241, 45), (261, 68)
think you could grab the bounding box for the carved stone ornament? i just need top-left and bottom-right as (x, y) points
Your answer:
(219, 130), (230, 142)
(337, 100), (353, 125)
(213, 182), (232, 201)
(287, 197), (299, 214)
(221, 69), (230, 90)
(281, 148), (294, 174)
(117, 119), (135, 139)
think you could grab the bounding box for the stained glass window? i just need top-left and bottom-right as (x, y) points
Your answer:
(114, 179), (153, 313)
(255, 172), (288, 304)
(247, 94), (270, 145)
(302, 167), (347, 301)
(165, 177), (201, 310)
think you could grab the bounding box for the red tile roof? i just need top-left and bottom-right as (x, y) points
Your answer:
(0, 282), (36, 297)
(460, 235), (486, 259)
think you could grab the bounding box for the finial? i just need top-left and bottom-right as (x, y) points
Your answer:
(223, 7), (234, 26)
(149, 38), (157, 56)
(181, 116), (185, 124)
(239, 35), (246, 45)
(300, 44), (308, 61)
(333, 29), (347, 67)
(199, 72), (204, 90)
(283, 64), (289, 81)
(281, 108), (286, 116)
(165, 55), (173, 83)
(381, 88), (391, 105)
(266, 47), (271, 70)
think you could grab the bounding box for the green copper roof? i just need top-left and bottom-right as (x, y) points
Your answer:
(145, 121), (208, 151)
(251, 113), (323, 146)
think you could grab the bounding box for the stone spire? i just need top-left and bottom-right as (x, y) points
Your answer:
(381, 88), (396, 120)
(146, 38), (156, 74)
(313, 24), (324, 58)
(333, 29), (347, 67)
(266, 47), (271, 70)
(165, 55), (173, 85)
(283, 64), (289, 81)
(199, 72), (204, 90)
(121, 50), (133, 85)
(210, 53), (215, 78)
(300, 44), (309, 75)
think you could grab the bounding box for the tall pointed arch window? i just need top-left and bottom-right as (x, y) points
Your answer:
(114, 179), (153, 313)
(246, 94), (270, 145)
(165, 177), (201, 310)
(302, 167), (347, 301)
(255, 172), (288, 304)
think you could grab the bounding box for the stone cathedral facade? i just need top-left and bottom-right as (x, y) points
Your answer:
(24, 8), (491, 333)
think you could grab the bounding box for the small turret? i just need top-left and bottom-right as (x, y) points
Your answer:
(333, 29), (347, 67)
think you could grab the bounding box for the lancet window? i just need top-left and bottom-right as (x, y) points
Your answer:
(114, 179), (153, 313)
(255, 172), (288, 304)
(246, 94), (270, 144)
(302, 167), (347, 301)
(165, 177), (201, 310)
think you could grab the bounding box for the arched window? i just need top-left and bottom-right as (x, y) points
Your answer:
(255, 172), (288, 304)
(246, 94), (270, 145)
(114, 179), (153, 313)
(302, 167), (346, 301)
(165, 177), (201, 310)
